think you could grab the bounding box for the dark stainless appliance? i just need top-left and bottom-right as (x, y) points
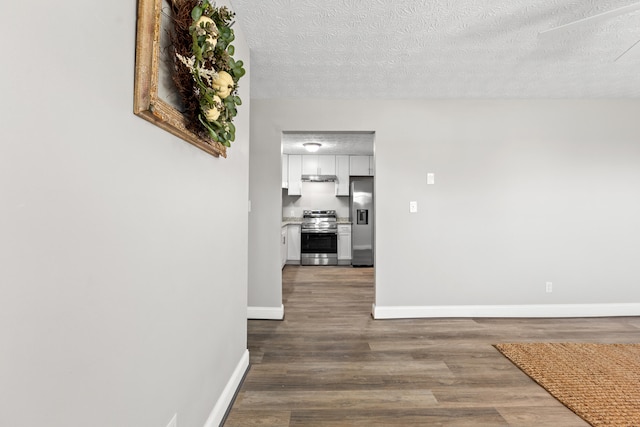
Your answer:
(351, 178), (374, 266)
(301, 210), (338, 266)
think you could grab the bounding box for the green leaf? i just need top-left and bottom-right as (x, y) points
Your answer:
(191, 6), (203, 21)
(235, 68), (246, 78)
(198, 114), (219, 141)
(234, 96), (242, 106)
(227, 45), (235, 55)
(191, 31), (206, 61)
(236, 60), (244, 67)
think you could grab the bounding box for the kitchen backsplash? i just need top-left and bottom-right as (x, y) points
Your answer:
(282, 182), (350, 218)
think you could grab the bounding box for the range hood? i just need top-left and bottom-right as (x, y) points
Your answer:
(301, 174), (337, 182)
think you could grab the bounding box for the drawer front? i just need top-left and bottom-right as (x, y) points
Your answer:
(338, 224), (351, 234)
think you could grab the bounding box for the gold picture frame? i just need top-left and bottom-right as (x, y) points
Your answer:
(134, 0), (226, 158)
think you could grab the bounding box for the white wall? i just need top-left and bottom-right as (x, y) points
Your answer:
(0, 1), (249, 426)
(282, 182), (350, 218)
(248, 112), (282, 311)
(249, 99), (640, 316)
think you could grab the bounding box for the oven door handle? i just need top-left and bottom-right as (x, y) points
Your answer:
(301, 230), (338, 234)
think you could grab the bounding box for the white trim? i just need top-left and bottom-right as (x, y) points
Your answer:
(203, 349), (249, 427)
(372, 303), (640, 319)
(247, 304), (285, 320)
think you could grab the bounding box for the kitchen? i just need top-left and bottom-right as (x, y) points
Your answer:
(280, 131), (375, 269)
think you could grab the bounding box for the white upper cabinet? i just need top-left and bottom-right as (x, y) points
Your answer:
(335, 155), (350, 196)
(287, 155), (302, 196)
(349, 155), (374, 176)
(302, 155), (336, 175)
(317, 155), (336, 175)
(301, 155), (318, 175)
(281, 154), (288, 189)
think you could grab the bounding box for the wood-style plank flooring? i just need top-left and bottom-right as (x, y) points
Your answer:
(225, 266), (640, 426)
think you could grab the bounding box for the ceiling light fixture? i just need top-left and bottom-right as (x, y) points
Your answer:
(303, 142), (321, 153)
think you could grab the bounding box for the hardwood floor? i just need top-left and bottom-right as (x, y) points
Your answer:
(225, 266), (640, 426)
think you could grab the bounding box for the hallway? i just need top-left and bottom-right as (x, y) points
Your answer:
(225, 266), (640, 426)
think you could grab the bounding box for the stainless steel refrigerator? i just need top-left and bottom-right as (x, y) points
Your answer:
(350, 177), (374, 266)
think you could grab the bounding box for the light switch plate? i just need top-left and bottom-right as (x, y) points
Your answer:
(427, 173), (435, 185)
(409, 201), (418, 213)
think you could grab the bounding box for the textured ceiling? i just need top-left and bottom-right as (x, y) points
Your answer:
(282, 131), (374, 155)
(230, 0), (640, 99)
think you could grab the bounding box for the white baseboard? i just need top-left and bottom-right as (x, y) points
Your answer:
(203, 349), (249, 427)
(247, 304), (285, 320)
(372, 303), (640, 319)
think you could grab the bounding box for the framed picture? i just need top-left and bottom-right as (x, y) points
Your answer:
(134, 0), (227, 158)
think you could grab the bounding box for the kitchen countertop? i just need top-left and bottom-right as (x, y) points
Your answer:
(282, 217), (303, 227)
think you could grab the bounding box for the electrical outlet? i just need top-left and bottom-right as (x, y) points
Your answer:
(546, 282), (553, 293)
(167, 413), (177, 427)
(409, 201), (418, 213)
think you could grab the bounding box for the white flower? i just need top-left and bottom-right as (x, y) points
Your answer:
(199, 66), (219, 86)
(176, 53), (196, 70)
(175, 53), (219, 86)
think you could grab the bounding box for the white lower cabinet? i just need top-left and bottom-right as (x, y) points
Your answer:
(281, 226), (288, 269)
(287, 224), (301, 263)
(337, 224), (352, 264)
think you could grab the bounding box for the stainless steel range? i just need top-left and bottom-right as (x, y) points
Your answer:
(301, 210), (338, 266)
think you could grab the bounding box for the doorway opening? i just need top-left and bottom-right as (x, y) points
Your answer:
(280, 131), (376, 313)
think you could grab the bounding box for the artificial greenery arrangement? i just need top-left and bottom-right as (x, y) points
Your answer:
(170, 0), (245, 148)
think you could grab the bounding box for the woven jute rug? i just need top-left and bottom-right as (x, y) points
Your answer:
(495, 343), (640, 427)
